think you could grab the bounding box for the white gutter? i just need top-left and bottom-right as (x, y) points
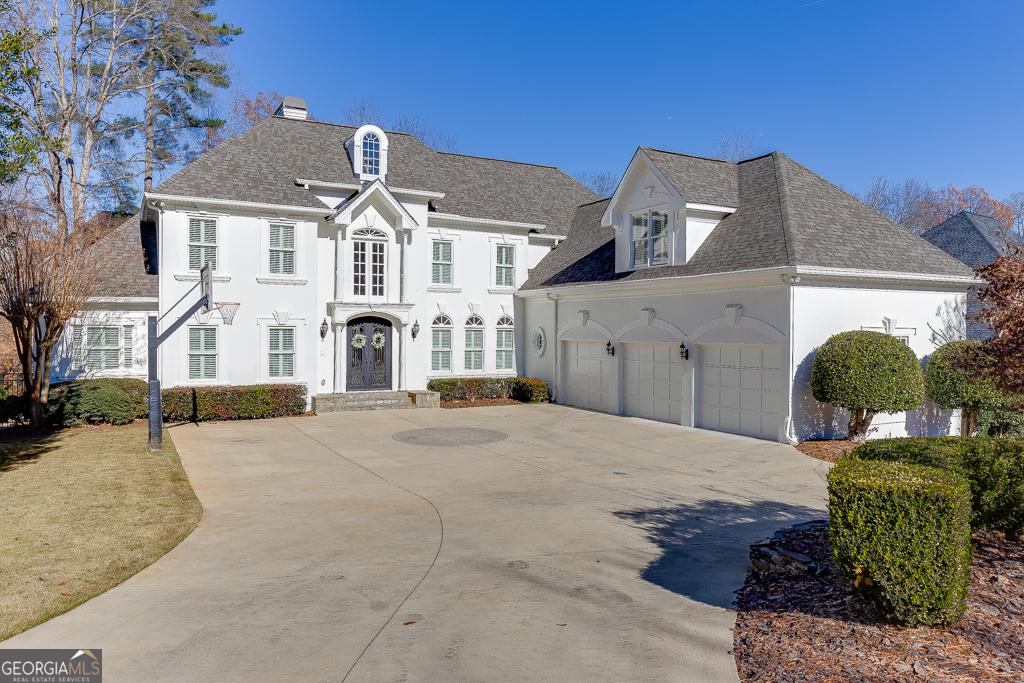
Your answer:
(686, 202), (737, 214)
(295, 178), (446, 200)
(794, 265), (979, 285)
(429, 212), (546, 232)
(146, 192), (330, 216)
(518, 266), (796, 298)
(87, 296), (159, 303)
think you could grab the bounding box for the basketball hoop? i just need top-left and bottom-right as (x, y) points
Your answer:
(215, 302), (240, 325)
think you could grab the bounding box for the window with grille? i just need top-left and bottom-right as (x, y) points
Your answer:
(268, 327), (295, 378)
(495, 245), (515, 287)
(269, 223), (295, 275)
(496, 315), (514, 370)
(188, 217), (217, 271)
(432, 240), (453, 285)
(431, 315), (452, 372)
(353, 229), (386, 297)
(188, 327), (218, 380)
(86, 326), (120, 371)
(362, 133), (380, 176)
(631, 209), (669, 268)
(465, 315), (484, 371)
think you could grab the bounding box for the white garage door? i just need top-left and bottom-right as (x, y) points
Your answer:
(622, 343), (683, 424)
(698, 344), (783, 440)
(562, 341), (611, 412)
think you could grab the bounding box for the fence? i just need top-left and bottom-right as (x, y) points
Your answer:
(0, 365), (23, 396)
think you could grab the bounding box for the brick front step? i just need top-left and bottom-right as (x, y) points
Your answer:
(312, 390), (439, 413)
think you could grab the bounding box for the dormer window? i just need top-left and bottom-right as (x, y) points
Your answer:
(631, 209), (669, 268)
(350, 124), (389, 182)
(362, 133), (380, 176)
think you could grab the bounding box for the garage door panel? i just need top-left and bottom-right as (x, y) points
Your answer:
(721, 347), (742, 366)
(653, 380), (670, 401)
(563, 341), (610, 412)
(621, 342), (684, 425)
(720, 367), (741, 389)
(740, 368), (762, 390)
(699, 343), (784, 440)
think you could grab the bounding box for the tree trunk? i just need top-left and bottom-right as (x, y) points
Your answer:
(143, 44), (156, 193)
(960, 409), (977, 437)
(847, 408), (876, 442)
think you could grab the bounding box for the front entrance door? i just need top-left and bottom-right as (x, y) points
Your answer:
(346, 317), (392, 391)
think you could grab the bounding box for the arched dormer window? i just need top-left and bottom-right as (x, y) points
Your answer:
(351, 125), (389, 182)
(431, 315), (453, 372)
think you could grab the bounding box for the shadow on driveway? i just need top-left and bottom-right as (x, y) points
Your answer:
(616, 498), (824, 609)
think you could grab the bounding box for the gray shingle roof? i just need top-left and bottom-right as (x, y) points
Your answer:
(90, 214), (158, 297)
(642, 148), (739, 207)
(523, 151), (974, 290)
(155, 116), (595, 233)
(921, 210), (1020, 269)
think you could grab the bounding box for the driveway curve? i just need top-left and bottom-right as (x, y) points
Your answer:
(2, 405), (829, 682)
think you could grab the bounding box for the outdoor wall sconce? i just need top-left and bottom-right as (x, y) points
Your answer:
(679, 342), (689, 360)
(411, 320), (420, 340)
(319, 318), (329, 339)
(606, 340), (615, 356)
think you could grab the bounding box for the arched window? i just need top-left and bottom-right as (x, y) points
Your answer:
(431, 315), (452, 372)
(352, 228), (387, 297)
(361, 132), (380, 176)
(496, 316), (514, 370)
(465, 315), (484, 371)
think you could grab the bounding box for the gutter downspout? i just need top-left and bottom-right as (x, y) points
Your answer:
(783, 274), (799, 444)
(547, 292), (558, 403)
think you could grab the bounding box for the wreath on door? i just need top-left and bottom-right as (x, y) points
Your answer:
(371, 331), (386, 349)
(351, 333), (367, 349)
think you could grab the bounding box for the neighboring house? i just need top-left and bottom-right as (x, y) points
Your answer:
(921, 210), (1020, 340)
(58, 97), (591, 398)
(518, 148), (975, 442)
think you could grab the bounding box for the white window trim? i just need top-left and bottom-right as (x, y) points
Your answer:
(258, 218), (307, 284)
(629, 207), (671, 269)
(186, 324), (220, 384)
(65, 316), (142, 377)
(463, 316), (485, 373)
(430, 317), (453, 375)
(351, 125), (389, 181)
(426, 228), (462, 293)
(186, 213), (222, 273)
(495, 318), (515, 372)
(350, 228), (389, 302)
(488, 236), (523, 291)
(256, 316), (308, 383)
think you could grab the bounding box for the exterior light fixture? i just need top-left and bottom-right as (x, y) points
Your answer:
(679, 341), (689, 360)
(411, 320), (420, 340)
(319, 318), (329, 339)
(606, 340), (615, 356)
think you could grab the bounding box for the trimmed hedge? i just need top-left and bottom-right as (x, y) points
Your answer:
(47, 378), (148, 427)
(828, 458), (972, 626)
(426, 376), (550, 403)
(161, 384), (307, 422)
(853, 437), (1024, 535)
(925, 341), (1003, 435)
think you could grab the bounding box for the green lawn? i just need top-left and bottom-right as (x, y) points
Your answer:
(0, 424), (202, 641)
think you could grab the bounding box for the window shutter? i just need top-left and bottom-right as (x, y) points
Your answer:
(188, 328), (202, 353)
(189, 217), (203, 243)
(269, 224), (281, 249)
(189, 354), (203, 379)
(71, 324), (83, 370)
(432, 263), (441, 283)
(281, 250), (295, 275)
(122, 325), (133, 367)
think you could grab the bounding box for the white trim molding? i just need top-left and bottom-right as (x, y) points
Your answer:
(146, 192), (328, 216)
(429, 212), (546, 232)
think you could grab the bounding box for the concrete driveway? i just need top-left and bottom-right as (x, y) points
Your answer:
(3, 404), (828, 682)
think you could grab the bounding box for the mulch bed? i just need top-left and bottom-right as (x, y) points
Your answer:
(734, 524), (1024, 681)
(440, 398), (521, 409)
(794, 439), (859, 463)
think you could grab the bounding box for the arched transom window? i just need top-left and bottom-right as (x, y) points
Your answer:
(465, 315), (484, 371)
(361, 132), (381, 176)
(496, 316), (514, 370)
(431, 315), (452, 372)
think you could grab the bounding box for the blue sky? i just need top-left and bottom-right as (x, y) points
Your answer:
(213, 0), (1023, 198)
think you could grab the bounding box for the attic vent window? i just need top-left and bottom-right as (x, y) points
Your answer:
(362, 133), (380, 176)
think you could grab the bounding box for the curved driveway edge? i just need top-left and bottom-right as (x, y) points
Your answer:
(2, 405), (829, 682)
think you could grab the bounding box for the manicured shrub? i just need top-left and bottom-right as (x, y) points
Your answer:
(161, 383), (307, 422)
(828, 458), (972, 626)
(426, 376), (549, 403)
(811, 331), (924, 441)
(46, 378), (148, 427)
(0, 389), (22, 424)
(511, 377), (549, 403)
(853, 436), (1024, 535)
(925, 340), (1004, 435)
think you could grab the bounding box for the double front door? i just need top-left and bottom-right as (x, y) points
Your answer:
(346, 317), (392, 390)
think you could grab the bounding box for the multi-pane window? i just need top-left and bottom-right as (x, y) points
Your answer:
(496, 315), (515, 371)
(86, 326), (120, 371)
(432, 240), (453, 285)
(631, 209), (669, 268)
(362, 133), (380, 176)
(495, 245), (515, 287)
(188, 217), (217, 271)
(465, 314), (484, 371)
(268, 327), (295, 378)
(431, 315), (452, 372)
(269, 223), (296, 275)
(188, 327), (218, 380)
(353, 229), (386, 297)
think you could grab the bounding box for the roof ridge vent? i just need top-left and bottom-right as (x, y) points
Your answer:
(275, 96), (308, 121)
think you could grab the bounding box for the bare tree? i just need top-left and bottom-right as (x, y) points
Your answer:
(1006, 191), (1024, 237)
(391, 114), (456, 151)
(573, 171), (617, 198)
(861, 177), (932, 232)
(345, 98), (382, 126)
(711, 133), (753, 163)
(0, 201), (100, 425)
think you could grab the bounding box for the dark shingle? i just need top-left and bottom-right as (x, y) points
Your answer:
(642, 148), (739, 207)
(89, 215), (158, 297)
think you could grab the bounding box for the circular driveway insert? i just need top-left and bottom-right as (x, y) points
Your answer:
(392, 427), (507, 447)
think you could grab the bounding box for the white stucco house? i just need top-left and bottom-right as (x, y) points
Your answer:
(59, 96), (976, 442)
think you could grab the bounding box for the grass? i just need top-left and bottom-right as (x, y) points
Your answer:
(0, 423), (202, 641)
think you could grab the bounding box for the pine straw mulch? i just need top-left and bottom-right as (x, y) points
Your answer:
(734, 524), (1024, 682)
(794, 439), (859, 463)
(440, 397), (521, 409)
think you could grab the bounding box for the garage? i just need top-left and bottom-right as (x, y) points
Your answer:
(621, 342), (683, 424)
(698, 344), (783, 440)
(562, 341), (611, 412)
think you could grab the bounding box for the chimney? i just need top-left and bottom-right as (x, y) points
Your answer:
(275, 96), (308, 121)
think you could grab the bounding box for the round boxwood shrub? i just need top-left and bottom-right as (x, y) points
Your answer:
(926, 340), (1003, 436)
(811, 330), (924, 441)
(828, 458), (972, 626)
